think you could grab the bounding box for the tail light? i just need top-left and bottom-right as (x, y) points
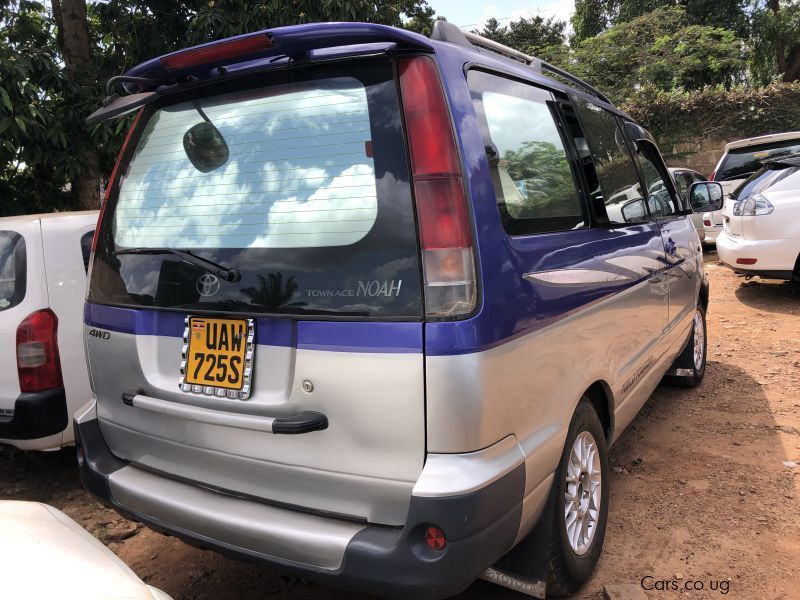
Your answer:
(398, 56), (476, 318)
(703, 219), (712, 227)
(709, 170), (716, 181)
(17, 309), (63, 393)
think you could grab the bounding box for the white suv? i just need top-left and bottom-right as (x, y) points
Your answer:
(706, 132), (800, 244)
(717, 155), (800, 280)
(0, 211), (97, 450)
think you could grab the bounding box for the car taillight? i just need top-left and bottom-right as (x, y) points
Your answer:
(91, 110), (143, 255)
(709, 170), (716, 181)
(703, 219), (712, 227)
(17, 309), (63, 393)
(398, 56), (476, 319)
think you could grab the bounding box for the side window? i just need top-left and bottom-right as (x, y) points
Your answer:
(80, 231), (94, 273)
(0, 231), (27, 311)
(634, 142), (682, 218)
(570, 98), (647, 225)
(468, 70), (586, 235)
(673, 172), (690, 200)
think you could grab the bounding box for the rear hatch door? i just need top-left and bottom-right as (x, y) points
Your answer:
(86, 55), (426, 525)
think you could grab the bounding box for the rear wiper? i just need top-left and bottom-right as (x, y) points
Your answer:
(115, 247), (240, 282)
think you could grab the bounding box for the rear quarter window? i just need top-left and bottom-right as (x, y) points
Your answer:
(468, 70), (586, 235)
(0, 231), (26, 311)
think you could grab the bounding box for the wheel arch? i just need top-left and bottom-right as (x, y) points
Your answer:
(583, 380), (614, 445)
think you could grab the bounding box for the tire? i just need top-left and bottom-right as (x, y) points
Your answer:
(664, 303), (707, 388)
(547, 399), (609, 597)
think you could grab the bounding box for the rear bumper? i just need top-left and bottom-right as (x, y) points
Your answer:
(75, 417), (528, 599)
(0, 388), (68, 440)
(717, 232), (798, 279)
(703, 225), (721, 244)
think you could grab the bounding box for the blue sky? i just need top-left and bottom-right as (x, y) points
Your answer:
(427, 0), (575, 31)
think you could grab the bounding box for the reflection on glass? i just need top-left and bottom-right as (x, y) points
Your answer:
(572, 99), (646, 225)
(476, 82), (583, 235)
(114, 78), (378, 249)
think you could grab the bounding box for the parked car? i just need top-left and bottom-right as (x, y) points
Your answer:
(669, 167), (708, 242)
(716, 154), (800, 281)
(76, 22), (712, 599)
(705, 132), (800, 244)
(0, 501), (171, 600)
(0, 211), (96, 451)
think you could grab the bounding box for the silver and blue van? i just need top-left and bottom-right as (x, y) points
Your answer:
(77, 21), (715, 599)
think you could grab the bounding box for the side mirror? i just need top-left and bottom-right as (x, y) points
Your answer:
(688, 181), (723, 213)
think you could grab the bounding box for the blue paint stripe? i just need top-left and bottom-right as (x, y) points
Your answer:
(84, 303), (422, 353)
(296, 321), (422, 354)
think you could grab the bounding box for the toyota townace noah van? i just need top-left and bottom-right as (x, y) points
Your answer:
(77, 22), (709, 599)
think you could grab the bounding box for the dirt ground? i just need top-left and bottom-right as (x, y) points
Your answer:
(2, 251), (799, 600)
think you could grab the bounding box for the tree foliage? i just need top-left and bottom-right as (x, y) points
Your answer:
(476, 15), (569, 63)
(571, 7), (747, 102)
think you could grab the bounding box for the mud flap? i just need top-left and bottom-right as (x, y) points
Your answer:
(480, 486), (556, 598)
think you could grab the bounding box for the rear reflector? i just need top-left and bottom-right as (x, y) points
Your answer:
(736, 258), (758, 265)
(17, 309), (63, 393)
(424, 525), (447, 551)
(160, 34), (273, 71)
(398, 56), (475, 318)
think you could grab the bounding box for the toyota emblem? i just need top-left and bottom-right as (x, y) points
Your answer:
(197, 273), (221, 297)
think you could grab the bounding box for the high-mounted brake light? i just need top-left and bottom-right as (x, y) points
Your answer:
(398, 56), (476, 318)
(160, 34), (273, 71)
(17, 309), (63, 393)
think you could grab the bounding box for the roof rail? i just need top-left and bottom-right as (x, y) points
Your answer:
(430, 21), (611, 105)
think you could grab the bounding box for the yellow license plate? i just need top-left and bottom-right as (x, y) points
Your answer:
(184, 317), (250, 391)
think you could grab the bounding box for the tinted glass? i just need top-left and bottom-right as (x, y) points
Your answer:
(571, 98), (646, 225)
(469, 71), (585, 235)
(0, 231), (26, 311)
(718, 139), (800, 181)
(80, 231), (94, 273)
(636, 144), (681, 218)
(732, 164), (800, 201)
(90, 59), (422, 318)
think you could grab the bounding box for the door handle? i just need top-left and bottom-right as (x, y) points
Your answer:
(121, 393), (328, 434)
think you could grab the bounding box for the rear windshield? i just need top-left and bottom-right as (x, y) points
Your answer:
(718, 139), (800, 181)
(731, 163), (800, 200)
(89, 59), (422, 318)
(0, 231), (26, 311)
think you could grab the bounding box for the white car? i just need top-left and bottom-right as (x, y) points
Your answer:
(705, 132), (800, 244)
(0, 211), (97, 450)
(0, 501), (171, 600)
(669, 167), (708, 242)
(716, 154), (800, 280)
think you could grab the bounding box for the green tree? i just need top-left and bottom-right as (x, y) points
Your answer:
(750, 0), (800, 83)
(571, 0), (615, 44)
(571, 6), (747, 101)
(476, 15), (569, 63)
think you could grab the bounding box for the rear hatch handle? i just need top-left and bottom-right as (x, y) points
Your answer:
(121, 393), (327, 434)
